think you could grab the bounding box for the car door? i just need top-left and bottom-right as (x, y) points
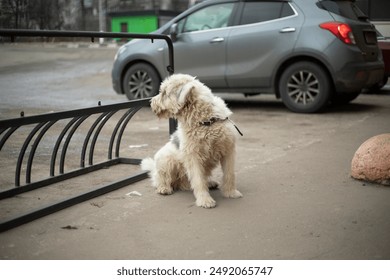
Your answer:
(172, 2), (236, 88)
(225, 1), (304, 91)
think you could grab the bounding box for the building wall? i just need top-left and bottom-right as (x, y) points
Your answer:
(111, 15), (158, 33)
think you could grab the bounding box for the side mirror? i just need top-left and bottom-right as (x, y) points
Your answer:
(170, 23), (178, 42)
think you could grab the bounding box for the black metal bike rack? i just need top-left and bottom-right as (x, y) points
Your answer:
(0, 29), (175, 232)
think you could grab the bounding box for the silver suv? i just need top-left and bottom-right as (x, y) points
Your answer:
(112, 0), (384, 113)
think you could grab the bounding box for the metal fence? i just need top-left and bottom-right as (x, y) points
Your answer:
(0, 29), (174, 232)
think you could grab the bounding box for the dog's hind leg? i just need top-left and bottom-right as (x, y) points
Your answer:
(176, 169), (191, 191)
(220, 150), (243, 199)
(154, 157), (176, 195)
(155, 172), (174, 195)
(176, 173), (217, 191)
(207, 180), (219, 190)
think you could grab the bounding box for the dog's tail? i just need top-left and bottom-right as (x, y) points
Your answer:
(140, 157), (155, 173)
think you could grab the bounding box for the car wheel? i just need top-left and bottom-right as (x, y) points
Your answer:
(122, 63), (161, 100)
(279, 61), (331, 113)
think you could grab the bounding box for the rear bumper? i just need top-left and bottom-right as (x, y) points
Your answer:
(334, 61), (385, 93)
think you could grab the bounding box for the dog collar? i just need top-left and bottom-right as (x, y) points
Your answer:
(199, 117), (228, 126)
(199, 117), (243, 136)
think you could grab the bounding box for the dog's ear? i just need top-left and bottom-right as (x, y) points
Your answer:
(177, 81), (195, 106)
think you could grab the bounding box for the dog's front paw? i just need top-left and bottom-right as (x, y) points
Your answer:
(196, 194), (216, 208)
(222, 189), (243, 199)
(156, 186), (173, 195)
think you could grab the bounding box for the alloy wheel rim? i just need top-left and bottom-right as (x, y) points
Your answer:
(287, 70), (320, 105)
(128, 70), (153, 99)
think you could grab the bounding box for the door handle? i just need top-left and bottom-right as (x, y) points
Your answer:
(210, 37), (225, 43)
(280, 27), (296, 33)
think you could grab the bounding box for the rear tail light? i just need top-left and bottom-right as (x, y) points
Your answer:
(320, 22), (356, 45)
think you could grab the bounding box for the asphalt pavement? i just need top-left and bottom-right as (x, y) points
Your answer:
(0, 43), (390, 260)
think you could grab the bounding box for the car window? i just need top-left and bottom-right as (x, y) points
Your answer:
(178, 3), (234, 33)
(318, 0), (368, 21)
(239, 1), (295, 25)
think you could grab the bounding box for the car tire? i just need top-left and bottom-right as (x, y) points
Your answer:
(279, 61), (331, 113)
(122, 63), (161, 100)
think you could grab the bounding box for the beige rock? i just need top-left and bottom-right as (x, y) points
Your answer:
(351, 133), (390, 185)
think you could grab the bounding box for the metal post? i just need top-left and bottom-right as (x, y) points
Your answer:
(98, 0), (106, 44)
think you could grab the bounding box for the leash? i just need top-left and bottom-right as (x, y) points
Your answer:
(199, 117), (243, 136)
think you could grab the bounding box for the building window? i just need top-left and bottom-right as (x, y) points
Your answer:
(356, 0), (390, 21)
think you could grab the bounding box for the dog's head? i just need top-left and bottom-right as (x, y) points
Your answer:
(150, 74), (198, 119)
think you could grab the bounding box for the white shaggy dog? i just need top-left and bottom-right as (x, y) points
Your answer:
(141, 74), (243, 208)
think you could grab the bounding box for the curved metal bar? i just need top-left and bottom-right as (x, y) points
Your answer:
(50, 117), (80, 177)
(115, 106), (143, 158)
(0, 126), (19, 152)
(0, 29), (174, 75)
(0, 170), (149, 233)
(80, 112), (109, 168)
(108, 110), (133, 160)
(26, 120), (57, 184)
(15, 122), (46, 187)
(0, 99), (151, 129)
(59, 115), (90, 174)
(88, 111), (116, 166)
